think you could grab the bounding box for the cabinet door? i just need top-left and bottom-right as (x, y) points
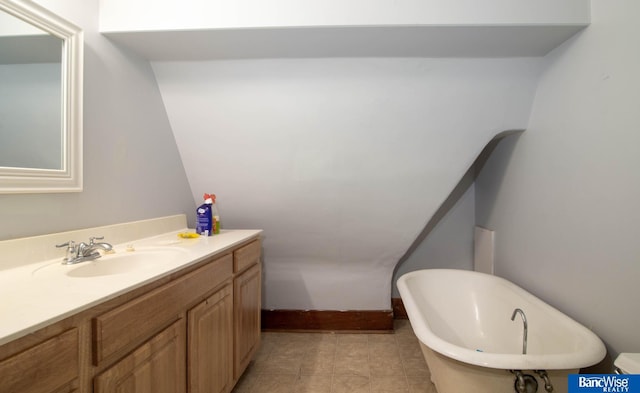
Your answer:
(94, 319), (186, 393)
(188, 284), (233, 393)
(0, 329), (78, 393)
(234, 264), (261, 380)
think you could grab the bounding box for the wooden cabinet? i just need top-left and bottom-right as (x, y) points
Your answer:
(0, 328), (79, 393)
(233, 240), (262, 381)
(188, 284), (233, 393)
(0, 235), (261, 393)
(94, 320), (186, 393)
(93, 254), (234, 393)
(92, 255), (232, 366)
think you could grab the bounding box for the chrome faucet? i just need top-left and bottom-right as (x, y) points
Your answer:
(511, 308), (528, 355)
(56, 236), (113, 265)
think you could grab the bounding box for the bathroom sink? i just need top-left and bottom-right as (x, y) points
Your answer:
(32, 246), (190, 278)
(66, 247), (189, 278)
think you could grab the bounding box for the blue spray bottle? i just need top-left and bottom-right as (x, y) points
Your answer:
(195, 194), (213, 236)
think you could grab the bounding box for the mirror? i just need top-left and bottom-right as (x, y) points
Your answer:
(0, 0), (83, 193)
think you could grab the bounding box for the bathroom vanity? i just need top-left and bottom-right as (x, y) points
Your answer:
(0, 219), (262, 393)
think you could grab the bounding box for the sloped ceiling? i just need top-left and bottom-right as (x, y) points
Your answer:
(100, 0), (589, 59)
(97, 0), (588, 309)
(152, 57), (542, 309)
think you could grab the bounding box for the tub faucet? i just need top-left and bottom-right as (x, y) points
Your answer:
(511, 308), (528, 355)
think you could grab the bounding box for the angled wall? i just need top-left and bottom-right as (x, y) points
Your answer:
(97, 0), (588, 312)
(153, 57), (542, 310)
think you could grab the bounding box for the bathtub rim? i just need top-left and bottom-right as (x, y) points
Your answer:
(397, 268), (606, 370)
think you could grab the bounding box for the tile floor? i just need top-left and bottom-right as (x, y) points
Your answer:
(232, 320), (437, 393)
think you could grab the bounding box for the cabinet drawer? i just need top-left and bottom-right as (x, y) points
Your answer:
(0, 328), (78, 393)
(93, 254), (232, 364)
(233, 240), (260, 273)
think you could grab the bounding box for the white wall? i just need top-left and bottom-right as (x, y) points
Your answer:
(153, 57), (541, 310)
(476, 0), (640, 357)
(0, 0), (194, 241)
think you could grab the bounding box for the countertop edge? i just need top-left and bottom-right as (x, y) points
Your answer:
(0, 229), (262, 346)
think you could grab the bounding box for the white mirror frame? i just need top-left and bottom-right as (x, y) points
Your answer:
(0, 0), (82, 193)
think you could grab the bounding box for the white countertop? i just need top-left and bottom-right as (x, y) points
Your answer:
(0, 229), (261, 346)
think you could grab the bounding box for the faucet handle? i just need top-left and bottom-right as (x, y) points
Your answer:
(56, 241), (77, 263)
(89, 236), (104, 245)
(56, 240), (76, 249)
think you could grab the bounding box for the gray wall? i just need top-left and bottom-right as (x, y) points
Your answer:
(476, 0), (640, 357)
(0, 0), (194, 240)
(392, 183), (475, 297)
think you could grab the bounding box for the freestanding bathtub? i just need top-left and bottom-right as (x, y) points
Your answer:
(397, 269), (606, 393)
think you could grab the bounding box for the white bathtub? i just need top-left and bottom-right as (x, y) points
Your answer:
(397, 269), (606, 393)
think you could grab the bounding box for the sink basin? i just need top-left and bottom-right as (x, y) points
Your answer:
(31, 246), (190, 278)
(66, 247), (189, 278)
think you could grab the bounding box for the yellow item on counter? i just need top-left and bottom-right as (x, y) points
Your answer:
(178, 232), (200, 239)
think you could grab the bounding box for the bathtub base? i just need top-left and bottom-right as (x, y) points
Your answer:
(421, 343), (577, 393)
